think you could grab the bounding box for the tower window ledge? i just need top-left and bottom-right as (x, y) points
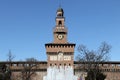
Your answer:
(56, 26), (64, 29)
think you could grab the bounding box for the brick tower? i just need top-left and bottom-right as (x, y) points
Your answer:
(45, 7), (75, 68)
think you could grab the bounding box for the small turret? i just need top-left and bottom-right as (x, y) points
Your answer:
(57, 7), (64, 17)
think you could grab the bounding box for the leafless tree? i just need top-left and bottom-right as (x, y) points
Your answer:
(77, 42), (111, 80)
(21, 58), (39, 80)
(6, 50), (15, 80)
(7, 50), (15, 62)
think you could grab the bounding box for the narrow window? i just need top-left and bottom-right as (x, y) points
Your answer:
(69, 64), (71, 66)
(58, 21), (62, 26)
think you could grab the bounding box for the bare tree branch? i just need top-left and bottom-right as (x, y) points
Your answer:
(77, 42), (111, 80)
(7, 50), (15, 62)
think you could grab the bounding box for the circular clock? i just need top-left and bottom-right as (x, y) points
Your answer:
(58, 34), (64, 40)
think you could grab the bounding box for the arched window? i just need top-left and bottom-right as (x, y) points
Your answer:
(69, 63), (71, 66)
(58, 21), (62, 26)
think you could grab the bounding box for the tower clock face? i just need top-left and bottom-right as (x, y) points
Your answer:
(57, 34), (64, 40)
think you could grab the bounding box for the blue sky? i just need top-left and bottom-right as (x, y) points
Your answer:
(0, 0), (120, 61)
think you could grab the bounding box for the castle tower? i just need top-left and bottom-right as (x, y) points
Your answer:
(45, 7), (75, 68)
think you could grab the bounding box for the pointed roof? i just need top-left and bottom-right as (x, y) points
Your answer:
(57, 7), (64, 13)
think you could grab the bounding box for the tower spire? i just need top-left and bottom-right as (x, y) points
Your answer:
(59, 0), (61, 8)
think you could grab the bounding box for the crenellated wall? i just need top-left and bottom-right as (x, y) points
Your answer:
(0, 61), (120, 80)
